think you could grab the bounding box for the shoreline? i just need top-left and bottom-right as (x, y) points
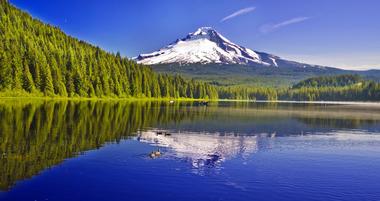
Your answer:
(254, 100), (380, 106)
(0, 96), (380, 106)
(218, 99), (380, 105)
(0, 96), (208, 102)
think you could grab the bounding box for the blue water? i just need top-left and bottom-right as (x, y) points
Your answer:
(1, 101), (380, 201)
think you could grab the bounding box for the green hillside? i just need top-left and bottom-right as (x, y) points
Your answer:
(0, 0), (218, 99)
(292, 74), (363, 89)
(217, 75), (380, 101)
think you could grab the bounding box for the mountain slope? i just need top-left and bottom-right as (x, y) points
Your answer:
(135, 27), (380, 86)
(136, 27), (277, 66)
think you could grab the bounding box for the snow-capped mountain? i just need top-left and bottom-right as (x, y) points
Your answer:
(133, 27), (380, 86)
(135, 27), (282, 66)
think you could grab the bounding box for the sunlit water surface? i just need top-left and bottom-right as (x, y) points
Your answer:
(0, 100), (380, 201)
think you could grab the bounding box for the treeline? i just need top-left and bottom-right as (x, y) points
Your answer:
(217, 86), (278, 101)
(218, 75), (380, 101)
(279, 81), (380, 101)
(292, 74), (362, 89)
(0, 0), (218, 99)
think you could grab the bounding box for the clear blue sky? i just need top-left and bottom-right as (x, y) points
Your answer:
(10, 0), (380, 70)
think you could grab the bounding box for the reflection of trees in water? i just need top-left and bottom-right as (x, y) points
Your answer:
(0, 100), (207, 190)
(296, 117), (380, 129)
(197, 103), (380, 134)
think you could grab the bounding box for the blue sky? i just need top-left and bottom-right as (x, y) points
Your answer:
(10, 0), (380, 70)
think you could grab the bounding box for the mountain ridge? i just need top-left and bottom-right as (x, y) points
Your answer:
(135, 27), (329, 70)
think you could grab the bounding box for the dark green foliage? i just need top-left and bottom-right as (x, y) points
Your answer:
(218, 86), (277, 101)
(0, 1), (217, 99)
(217, 75), (380, 101)
(292, 74), (362, 89)
(279, 75), (380, 101)
(279, 81), (380, 101)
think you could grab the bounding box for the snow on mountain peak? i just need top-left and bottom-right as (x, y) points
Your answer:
(135, 27), (279, 66)
(192, 27), (214, 36)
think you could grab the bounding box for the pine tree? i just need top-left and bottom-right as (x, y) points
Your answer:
(41, 66), (55, 95)
(22, 60), (35, 92)
(0, 52), (12, 90)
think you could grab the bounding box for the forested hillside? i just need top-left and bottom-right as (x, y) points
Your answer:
(0, 0), (218, 99)
(292, 74), (362, 89)
(218, 75), (380, 101)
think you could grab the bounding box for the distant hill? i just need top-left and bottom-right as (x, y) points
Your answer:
(218, 74), (380, 101)
(292, 74), (363, 89)
(150, 63), (380, 87)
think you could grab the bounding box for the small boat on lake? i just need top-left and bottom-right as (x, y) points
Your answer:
(156, 131), (171, 136)
(149, 149), (162, 158)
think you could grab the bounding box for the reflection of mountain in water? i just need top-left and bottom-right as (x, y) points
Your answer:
(137, 130), (260, 170)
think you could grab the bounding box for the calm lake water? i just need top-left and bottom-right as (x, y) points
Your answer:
(1, 100), (380, 201)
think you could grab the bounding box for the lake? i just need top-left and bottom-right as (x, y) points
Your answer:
(0, 100), (380, 201)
